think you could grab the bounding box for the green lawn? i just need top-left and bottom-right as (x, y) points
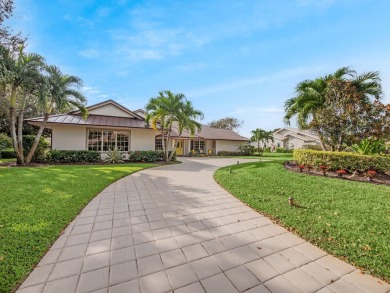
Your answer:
(214, 159), (390, 282)
(0, 163), (156, 292)
(220, 152), (293, 161)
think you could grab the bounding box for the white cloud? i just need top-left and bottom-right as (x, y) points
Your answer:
(82, 86), (100, 95)
(79, 49), (100, 58)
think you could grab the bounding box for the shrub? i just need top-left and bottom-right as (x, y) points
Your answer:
(237, 144), (255, 155)
(103, 149), (124, 163)
(129, 150), (176, 162)
(0, 134), (12, 151)
(293, 149), (390, 172)
(0, 148), (16, 158)
(23, 135), (49, 163)
(275, 147), (293, 153)
(46, 150), (100, 163)
(302, 144), (323, 151)
(263, 147), (271, 153)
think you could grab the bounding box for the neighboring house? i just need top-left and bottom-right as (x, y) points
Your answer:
(27, 100), (248, 156)
(268, 128), (321, 150)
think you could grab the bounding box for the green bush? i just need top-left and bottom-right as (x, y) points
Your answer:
(276, 147), (293, 153)
(302, 144), (324, 151)
(0, 134), (12, 151)
(129, 150), (176, 162)
(293, 149), (390, 172)
(0, 148), (16, 158)
(46, 150), (101, 163)
(23, 135), (49, 163)
(237, 144), (255, 155)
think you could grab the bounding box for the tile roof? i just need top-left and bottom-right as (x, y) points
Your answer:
(27, 113), (150, 129)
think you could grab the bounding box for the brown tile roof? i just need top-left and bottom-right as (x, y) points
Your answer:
(162, 124), (249, 141)
(27, 114), (150, 129)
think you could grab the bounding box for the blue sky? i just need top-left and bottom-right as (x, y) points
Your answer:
(8, 0), (390, 137)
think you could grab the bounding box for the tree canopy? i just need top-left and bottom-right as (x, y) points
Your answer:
(284, 67), (388, 151)
(208, 116), (243, 130)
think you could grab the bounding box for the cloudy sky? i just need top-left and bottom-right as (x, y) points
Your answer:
(8, 0), (390, 137)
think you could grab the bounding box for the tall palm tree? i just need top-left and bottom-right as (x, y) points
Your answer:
(250, 128), (265, 156)
(169, 99), (204, 161)
(145, 90), (186, 162)
(25, 65), (87, 163)
(0, 45), (44, 163)
(283, 66), (376, 151)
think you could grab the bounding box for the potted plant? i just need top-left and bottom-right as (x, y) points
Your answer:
(336, 169), (347, 177)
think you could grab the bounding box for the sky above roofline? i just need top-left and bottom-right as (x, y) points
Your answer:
(8, 0), (390, 137)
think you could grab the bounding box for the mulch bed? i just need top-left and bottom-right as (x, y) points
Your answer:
(284, 161), (390, 186)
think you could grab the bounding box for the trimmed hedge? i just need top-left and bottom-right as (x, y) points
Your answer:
(23, 135), (49, 163)
(46, 150), (100, 163)
(0, 148), (16, 159)
(276, 147), (293, 153)
(0, 134), (12, 151)
(293, 149), (390, 172)
(129, 150), (176, 162)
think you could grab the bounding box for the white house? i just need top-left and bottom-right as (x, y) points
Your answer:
(27, 100), (249, 156)
(270, 128), (321, 150)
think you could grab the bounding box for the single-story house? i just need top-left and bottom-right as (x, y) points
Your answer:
(27, 100), (249, 156)
(269, 128), (321, 150)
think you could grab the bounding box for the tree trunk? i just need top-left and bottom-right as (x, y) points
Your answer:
(257, 141), (261, 156)
(25, 113), (50, 163)
(17, 96), (27, 163)
(9, 88), (23, 164)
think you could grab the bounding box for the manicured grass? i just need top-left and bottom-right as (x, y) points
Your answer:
(0, 163), (156, 292)
(221, 152), (293, 161)
(214, 160), (390, 282)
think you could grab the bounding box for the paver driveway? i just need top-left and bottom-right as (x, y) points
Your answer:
(18, 158), (390, 293)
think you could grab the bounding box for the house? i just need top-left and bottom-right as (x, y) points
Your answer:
(27, 100), (249, 156)
(269, 128), (321, 150)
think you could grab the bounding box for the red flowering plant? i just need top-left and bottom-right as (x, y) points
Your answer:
(366, 170), (377, 179)
(336, 169), (347, 176)
(305, 164), (313, 171)
(318, 165), (328, 175)
(298, 164), (305, 172)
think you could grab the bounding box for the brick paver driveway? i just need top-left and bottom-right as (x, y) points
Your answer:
(18, 158), (389, 293)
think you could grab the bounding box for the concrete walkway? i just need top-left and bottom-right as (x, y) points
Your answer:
(18, 158), (389, 293)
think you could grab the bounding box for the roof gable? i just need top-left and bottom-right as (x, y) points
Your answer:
(70, 100), (144, 120)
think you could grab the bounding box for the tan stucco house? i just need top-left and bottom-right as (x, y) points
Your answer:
(27, 100), (248, 156)
(269, 128), (320, 150)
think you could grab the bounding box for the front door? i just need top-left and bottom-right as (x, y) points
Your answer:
(176, 140), (184, 155)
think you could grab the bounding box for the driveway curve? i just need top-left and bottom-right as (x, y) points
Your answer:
(18, 158), (390, 293)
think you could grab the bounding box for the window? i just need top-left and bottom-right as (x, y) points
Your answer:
(191, 140), (205, 152)
(88, 129), (129, 151)
(155, 138), (163, 151)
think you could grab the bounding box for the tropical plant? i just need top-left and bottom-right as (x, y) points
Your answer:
(284, 67), (384, 151)
(0, 44), (45, 163)
(250, 128), (274, 156)
(352, 139), (386, 155)
(145, 90), (203, 162)
(103, 148), (124, 163)
(25, 65), (87, 163)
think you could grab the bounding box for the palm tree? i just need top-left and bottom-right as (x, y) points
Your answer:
(283, 66), (370, 151)
(25, 65), (87, 163)
(145, 90), (186, 162)
(0, 45), (45, 163)
(169, 99), (204, 161)
(250, 128), (265, 156)
(250, 128), (274, 156)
